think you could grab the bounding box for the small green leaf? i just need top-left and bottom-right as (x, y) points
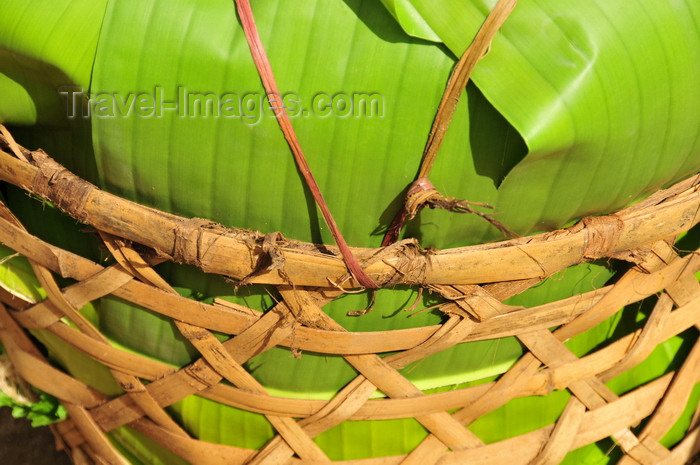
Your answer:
(0, 244), (45, 303)
(0, 391), (67, 427)
(379, 0), (442, 42)
(0, 0), (108, 124)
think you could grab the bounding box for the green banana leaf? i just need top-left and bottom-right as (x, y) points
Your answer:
(378, 0), (441, 42)
(0, 0), (107, 125)
(0, 0), (698, 463)
(0, 244), (45, 303)
(85, 0), (700, 249)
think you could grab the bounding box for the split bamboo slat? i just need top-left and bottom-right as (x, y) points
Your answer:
(0, 129), (697, 465)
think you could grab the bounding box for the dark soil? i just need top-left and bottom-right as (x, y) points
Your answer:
(0, 407), (72, 465)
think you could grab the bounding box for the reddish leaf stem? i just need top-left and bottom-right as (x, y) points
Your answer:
(234, 0), (377, 288)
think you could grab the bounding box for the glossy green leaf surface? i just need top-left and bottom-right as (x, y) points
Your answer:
(0, 0), (107, 125)
(388, 0), (700, 234)
(0, 244), (45, 303)
(0, 390), (67, 428)
(378, 0), (441, 42)
(0, 0), (698, 462)
(89, 0), (495, 248)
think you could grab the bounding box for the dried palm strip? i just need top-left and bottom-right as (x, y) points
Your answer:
(86, 287), (337, 438)
(53, 371), (691, 465)
(655, 427), (700, 465)
(247, 278), (546, 463)
(615, 301), (700, 465)
(101, 235), (331, 463)
(31, 286), (697, 432)
(20, 284), (698, 424)
(1, 207), (696, 358)
(329, 373), (689, 465)
(0, 199), (191, 441)
(0, 303), (104, 408)
(397, 243), (695, 464)
(245, 296), (480, 465)
(3, 252), (697, 463)
(8, 262), (173, 379)
(0, 302), (127, 463)
(128, 416), (256, 465)
(529, 397), (586, 465)
(1, 213), (696, 432)
(0, 205), (186, 442)
(451, 373), (678, 465)
(0, 213), (258, 333)
(0, 212), (695, 428)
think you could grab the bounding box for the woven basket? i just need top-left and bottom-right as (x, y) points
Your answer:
(0, 127), (698, 465)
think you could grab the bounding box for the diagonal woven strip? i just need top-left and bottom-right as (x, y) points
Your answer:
(0, 135), (698, 464)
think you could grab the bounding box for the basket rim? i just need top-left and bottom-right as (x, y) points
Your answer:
(1, 136), (699, 465)
(0, 139), (698, 289)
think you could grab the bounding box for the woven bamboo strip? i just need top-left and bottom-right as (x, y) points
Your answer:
(1, 219), (696, 400)
(0, 132), (697, 464)
(78, 289), (698, 430)
(2, 244), (698, 463)
(0, 303), (105, 408)
(0, 302), (125, 463)
(1, 210), (696, 428)
(616, 339), (700, 465)
(267, 288), (482, 464)
(192, 373), (688, 465)
(529, 397), (586, 465)
(287, 273), (549, 446)
(2, 209), (697, 357)
(37, 282), (684, 420)
(656, 427), (700, 465)
(87, 305), (296, 433)
(103, 236), (332, 463)
(129, 417), (256, 465)
(0, 202), (192, 440)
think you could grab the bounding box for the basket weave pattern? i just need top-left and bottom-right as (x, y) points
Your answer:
(0, 138), (698, 464)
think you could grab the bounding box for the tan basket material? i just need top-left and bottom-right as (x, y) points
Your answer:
(0, 134), (698, 464)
